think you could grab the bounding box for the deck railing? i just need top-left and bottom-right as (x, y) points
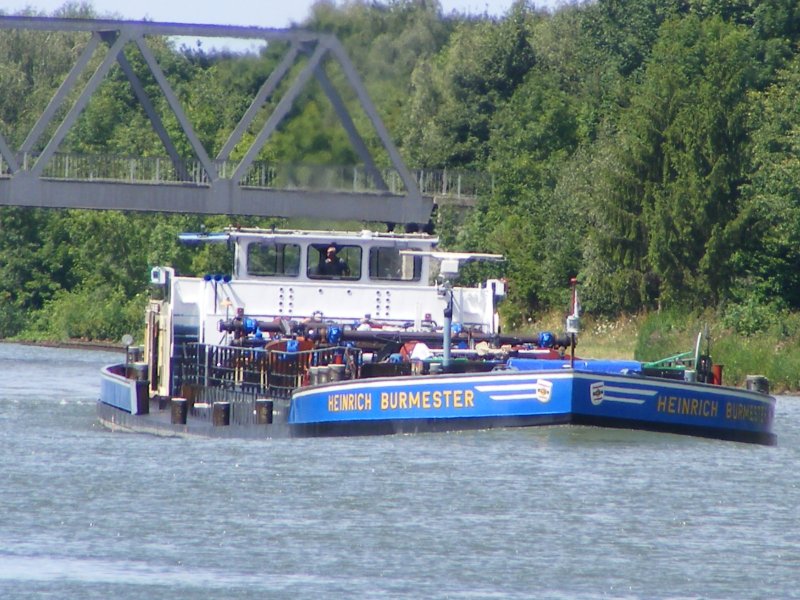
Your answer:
(176, 342), (362, 402)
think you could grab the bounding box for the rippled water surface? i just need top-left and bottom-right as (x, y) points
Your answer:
(1, 343), (798, 599)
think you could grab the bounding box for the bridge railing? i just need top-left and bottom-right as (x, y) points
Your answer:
(0, 152), (491, 201)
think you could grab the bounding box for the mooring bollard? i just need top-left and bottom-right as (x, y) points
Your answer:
(212, 401), (231, 426)
(745, 375), (770, 394)
(255, 399), (274, 424)
(329, 364), (346, 381)
(171, 397), (188, 424)
(135, 380), (150, 415)
(309, 365), (322, 385)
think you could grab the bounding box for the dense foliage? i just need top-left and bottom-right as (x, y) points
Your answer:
(2, 0), (800, 341)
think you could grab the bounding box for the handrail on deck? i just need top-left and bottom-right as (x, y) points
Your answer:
(177, 342), (362, 400)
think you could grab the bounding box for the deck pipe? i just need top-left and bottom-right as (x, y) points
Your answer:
(219, 315), (574, 353)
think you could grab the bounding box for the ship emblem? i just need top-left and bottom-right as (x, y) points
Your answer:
(536, 379), (553, 403)
(590, 382), (604, 405)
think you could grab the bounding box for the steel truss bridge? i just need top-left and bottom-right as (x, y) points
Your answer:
(0, 17), (482, 225)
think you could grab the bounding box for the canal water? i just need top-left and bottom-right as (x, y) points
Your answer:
(0, 342), (798, 599)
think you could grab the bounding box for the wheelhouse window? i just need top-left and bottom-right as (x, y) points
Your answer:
(307, 244), (361, 280)
(368, 247), (422, 281)
(247, 242), (300, 277)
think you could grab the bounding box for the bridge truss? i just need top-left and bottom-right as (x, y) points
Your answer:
(0, 16), (434, 225)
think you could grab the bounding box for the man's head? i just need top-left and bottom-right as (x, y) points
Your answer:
(327, 246), (337, 258)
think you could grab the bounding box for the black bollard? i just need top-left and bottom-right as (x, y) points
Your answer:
(135, 380), (150, 415)
(212, 401), (231, 426)
(745, 375), (770, 395)
(256, 399), (274, 424)
(171, 398), (188, 424)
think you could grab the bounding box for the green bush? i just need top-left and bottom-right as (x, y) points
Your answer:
(633, 310), (703, 363)
(20, 286), (146, 343)
(0, 294), (27, 338)
(632, 308), (800, 391)
(721, 297), (785, 336)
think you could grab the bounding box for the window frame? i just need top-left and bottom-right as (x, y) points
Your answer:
(368, 246), (423, 282)
(246, 241), (301, 278)
(306, 243), (362, 280)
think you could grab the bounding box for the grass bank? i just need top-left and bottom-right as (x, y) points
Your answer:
(7, 307), (800, 394)
(525, 309), (800, 393)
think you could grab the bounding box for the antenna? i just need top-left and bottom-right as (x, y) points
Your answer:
(401, 250), (504, 368)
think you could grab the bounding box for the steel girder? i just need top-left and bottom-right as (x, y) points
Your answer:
(0, 16), (432, 225)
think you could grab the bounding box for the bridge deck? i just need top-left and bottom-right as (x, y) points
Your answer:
(0, 17), (481, 222)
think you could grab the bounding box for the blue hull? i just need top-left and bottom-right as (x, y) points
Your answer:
(100, 363), (149, 415)
(569, 371), (775, 445)
(289, 368), (776, 445)
(290, 370), (573, 436)
(99, 363), (776, 444)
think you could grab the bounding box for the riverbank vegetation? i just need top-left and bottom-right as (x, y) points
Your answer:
(570, 311), (800, 393)
(2, 1), (800, 387)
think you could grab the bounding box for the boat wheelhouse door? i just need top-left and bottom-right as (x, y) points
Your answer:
(145, 267), (174, 399)
(144, 303), (161, 394)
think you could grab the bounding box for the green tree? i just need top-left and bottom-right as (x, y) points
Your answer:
(404, 1), (540, 169)
(463, 70), (580, 314)
(733, 55), (800, 310)
(587, 15), (767, 310)
(0, 209), (66, 336)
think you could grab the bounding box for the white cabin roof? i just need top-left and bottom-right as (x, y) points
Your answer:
(180, 227), (439, 247)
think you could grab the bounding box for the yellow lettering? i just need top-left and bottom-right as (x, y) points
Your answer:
(725, 402), (767, 424)
(375, 388), (480, 412)
(328, 393), (373, 412)
(656, 396), (719, 420)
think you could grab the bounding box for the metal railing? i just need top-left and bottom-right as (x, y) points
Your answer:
(176, 342), (362, 401)
(183, 385), (264, 426)
(0, 151), (491, 201)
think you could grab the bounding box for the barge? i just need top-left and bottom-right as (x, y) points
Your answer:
(98, 226), (776, 445)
